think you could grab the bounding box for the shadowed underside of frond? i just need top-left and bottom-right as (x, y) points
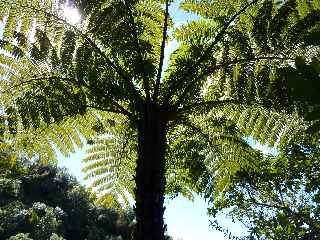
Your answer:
(189, 115), (262, 193)
(168, 103), (308, 196)
(203, 106), (307, 195)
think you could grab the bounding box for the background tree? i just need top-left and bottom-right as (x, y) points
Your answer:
(208, 137), (320, 239)
(0, 149), (135, 240)
(0, 0), (320, 239)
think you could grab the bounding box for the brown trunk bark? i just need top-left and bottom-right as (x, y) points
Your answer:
(134, 103), (167, 240)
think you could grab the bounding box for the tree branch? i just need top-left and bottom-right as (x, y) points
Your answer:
(251, 199), (291, 212)
(153, 0), (170, 102)
(275, 181), (285, 206)
(244, 186), (292, 212)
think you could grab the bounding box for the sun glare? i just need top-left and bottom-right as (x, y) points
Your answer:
(63, 5), (81, 25)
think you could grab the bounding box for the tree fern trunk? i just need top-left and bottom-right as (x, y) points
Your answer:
(135, 103), (167, 240)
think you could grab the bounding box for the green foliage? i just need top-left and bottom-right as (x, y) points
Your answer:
(216, 104), (307, 148)
(8, 233), (34, 240)
(49, 234), (66, 240)
(0, 0), (318, 124)
(208, 143), (320, 239)
(82, 112), (137, 206)
(173, 0), (320, 111)
(0, 0), (320, 238)
(0, 153), (135, 240)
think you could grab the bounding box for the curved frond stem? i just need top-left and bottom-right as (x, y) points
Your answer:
(153, 0), (170, 103)
(124, 0), (150, 101)
(194, 0), (260, 63)
(93, 98), (133, 119)
(85, 105), (124, 115)
(2, 76), (133, 118)
(0, 76), (75, 94)
(165, 0), (260, 104)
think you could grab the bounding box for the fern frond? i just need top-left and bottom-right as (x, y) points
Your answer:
(81, 113), (137, 206)
(217, 104), (307, 148)
(165, 0), (320, 111)
(166, 114), (260, 196)
(0, 109), (118, 164)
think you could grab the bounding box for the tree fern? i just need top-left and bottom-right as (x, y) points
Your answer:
(0, 1), (320, 239)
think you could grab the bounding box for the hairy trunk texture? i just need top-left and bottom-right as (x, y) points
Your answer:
(134, 104), (167, 240)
